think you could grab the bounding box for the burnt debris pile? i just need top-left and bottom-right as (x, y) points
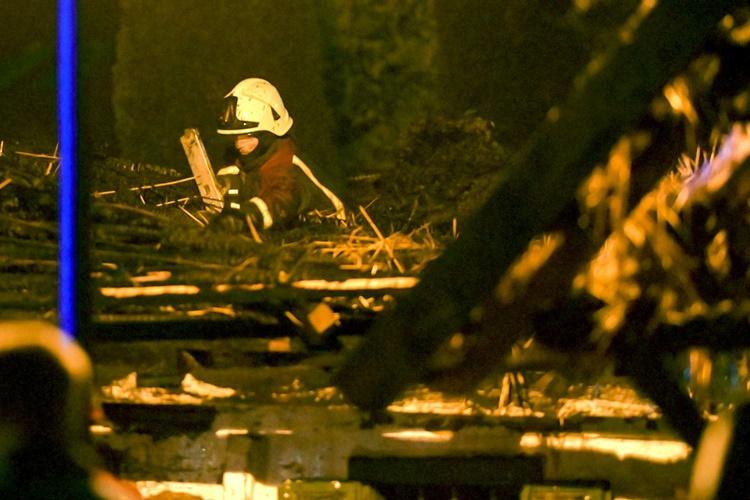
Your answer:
(0, 136), (456, 331)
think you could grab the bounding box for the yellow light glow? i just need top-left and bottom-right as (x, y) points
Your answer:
(690, 349), (713, 389)
(215, 428), (249, 437)
(706, 230), (730, 277)
(388, 396), (473, 415)
(592, 303), (627, 336)
(496, 233), (563, 303)
(89, 424), (112, 435)
(382, 429), (454, 442)
(449, 333), (464, 350)
(574, 0), (591, 12)
(688, 413), (734, 499)
(100, 285), (200, 298)
(268, 337), (292, 352)
(557, 396), (660, 420)
(622, 219), (645, 248)
(729, 14), (750, 43)
(292, 277), (418, 290)
(136, 480), (225, 499)
(257, 429), (294, 435)
(618, 0), (657, 44)
(520, 433), (542, 448)
(215, 283), (266, 292)
(136, 473), (281, 500)
(129, 271), (172, 283)
(520, 433), (691, 464)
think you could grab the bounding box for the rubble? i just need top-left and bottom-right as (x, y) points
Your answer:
(3, 11), (750, 495)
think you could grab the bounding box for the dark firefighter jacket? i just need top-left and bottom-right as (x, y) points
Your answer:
(217, 137), (346, 231)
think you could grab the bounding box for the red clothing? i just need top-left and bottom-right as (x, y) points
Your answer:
(218, 137), (345, 229)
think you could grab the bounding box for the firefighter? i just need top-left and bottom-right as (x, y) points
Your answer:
(213, 78), (346, 233)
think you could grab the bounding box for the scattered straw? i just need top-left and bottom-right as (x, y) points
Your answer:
(45, 143), (60, 175)
(16, 151), (60, 160)
(178, 204), (206, 227)
(246, 216), (263, 243)
(359, 205), (405, 273)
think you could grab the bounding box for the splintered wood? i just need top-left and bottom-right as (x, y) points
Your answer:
(0, 143), (444, 319)
(311, 206), (440, 277)
(578, 122), (750, 349)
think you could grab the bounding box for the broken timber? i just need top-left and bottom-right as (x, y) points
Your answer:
(334, 0), (739, 446)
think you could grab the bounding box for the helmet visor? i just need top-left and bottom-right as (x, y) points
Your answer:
(217, 96), (259, 135)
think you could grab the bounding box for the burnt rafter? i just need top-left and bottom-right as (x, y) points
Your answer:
(333, 1), (743, 412)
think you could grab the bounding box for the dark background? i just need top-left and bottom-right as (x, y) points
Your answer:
(0, 0), (118, 151)
(0, 0), (638, 178)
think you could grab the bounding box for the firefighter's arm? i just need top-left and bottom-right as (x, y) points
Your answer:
(214, 166), (270, 230)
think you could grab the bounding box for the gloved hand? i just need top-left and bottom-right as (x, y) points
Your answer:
(207, 199), (263, 233)
(209, 211), (247, 232)
(208, 167), (266, 233)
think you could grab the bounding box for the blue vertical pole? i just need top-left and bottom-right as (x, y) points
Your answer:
(57, 0), (79, 338)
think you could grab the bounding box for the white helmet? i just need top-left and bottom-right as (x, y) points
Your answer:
(217, 78), (293, 136)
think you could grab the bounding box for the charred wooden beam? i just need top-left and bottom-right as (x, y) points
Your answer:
(621, 341), (705, 448)
(90, 317), (295, 342)
(334, 0), (738, 411)
(94, 279), (415, 307)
